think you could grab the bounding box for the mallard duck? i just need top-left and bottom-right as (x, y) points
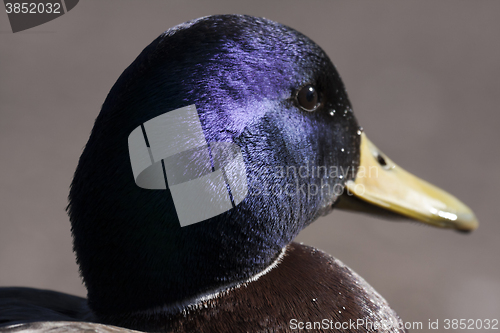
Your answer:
(0, 15), (477, 333)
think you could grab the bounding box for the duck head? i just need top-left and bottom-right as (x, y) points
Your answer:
(68, 15), (477, 318)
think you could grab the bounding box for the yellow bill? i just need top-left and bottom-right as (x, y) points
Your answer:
(337, 133), (478, 232)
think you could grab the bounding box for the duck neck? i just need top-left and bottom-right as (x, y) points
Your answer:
(78, 214), (292, 319)
(130, 246), (287, 317)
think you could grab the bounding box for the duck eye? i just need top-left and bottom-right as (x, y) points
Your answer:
(297, 85), (319, 111)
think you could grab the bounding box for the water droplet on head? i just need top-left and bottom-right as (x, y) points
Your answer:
(357, 127), (364, 136)
(341, 148), (345, 152)
(329, 109), (336, 116)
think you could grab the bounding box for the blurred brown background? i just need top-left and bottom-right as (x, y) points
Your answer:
(1, 1), (499, 332)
